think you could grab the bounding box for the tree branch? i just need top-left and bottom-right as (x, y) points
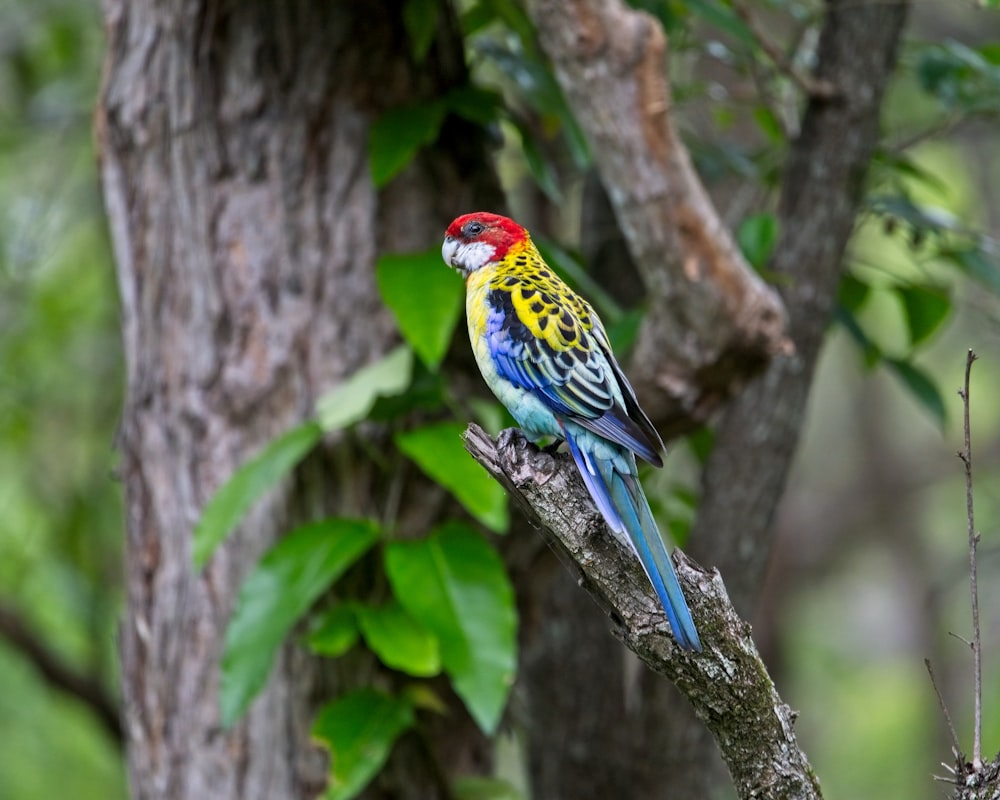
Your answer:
(465, 424), (821, 800)
(730, 0), (838, 101)
(525, 0), (790, 437)
(0, 602), (123, 744)
(690, 0), (910, 614)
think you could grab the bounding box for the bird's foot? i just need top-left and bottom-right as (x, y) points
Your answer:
(541, 438), (565, 456)
(497, 427), (523, 451)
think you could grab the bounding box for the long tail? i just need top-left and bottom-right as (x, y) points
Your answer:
(563, 429), (702, 651)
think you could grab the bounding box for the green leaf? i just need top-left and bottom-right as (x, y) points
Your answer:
(306, 604), (360, 658)
(838, 273), (871, 315)
(896, 284), (951, 348)
(685, 426), (715, 466)
(403, 0), (439, 62)
(193, 421), (323, 567)
(316, 346), (414, 431)
(835, 307), (881, 369)
(461, 2), (496, 36)
(221, 519), (380, 727)
(940, 245), (1000, 296)
(312, 689), (415, 800)
(369, 102), (446, 187)
(473, 37), (589, 168)
(395, 422), (509, 533)
(737, 213), (779, 270)
(376, 250), (464, 370)
(453, 776), (524, 800)
(916, 41), (1000, 113)
(868, 194), (961, 236)
(605, 308), (645, 357)
(485, 0), (536, 42)
(367, 361), (449, 422)
(444, 85), (504, 126)
(518, 122), (562, 202)
(872, 149), (948, 195)
(355, 600), (441, 677)
(384, 523), (517, 734)
(684, 0), (754, 45)
(752, 106), (784, 144)
(885, 358), (946, 427)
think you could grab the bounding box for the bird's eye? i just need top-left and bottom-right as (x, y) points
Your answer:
(463, 221), (485, 237)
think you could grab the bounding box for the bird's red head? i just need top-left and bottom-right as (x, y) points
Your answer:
(442, 212), (528, 277)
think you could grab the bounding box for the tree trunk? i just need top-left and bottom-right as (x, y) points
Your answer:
(97, 2), (502, 797)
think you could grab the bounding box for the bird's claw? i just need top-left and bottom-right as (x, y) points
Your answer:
(541, 438), (565, 456)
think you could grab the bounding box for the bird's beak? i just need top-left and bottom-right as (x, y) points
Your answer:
(441, 236), (459, 271)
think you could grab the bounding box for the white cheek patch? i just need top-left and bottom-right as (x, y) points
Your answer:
(453, 240), (497, 274)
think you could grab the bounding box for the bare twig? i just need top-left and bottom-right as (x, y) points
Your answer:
(958, 347), (983, 769)
(730, 0), (838, 100)
(924, 657), (963, 766)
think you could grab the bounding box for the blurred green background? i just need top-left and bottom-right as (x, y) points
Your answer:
(0, 0), (125, 797)
(0, 1), (997, 798)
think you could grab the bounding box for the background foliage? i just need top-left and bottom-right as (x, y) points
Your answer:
(0, 0), (124, 797)
(1, 0), (999, 798)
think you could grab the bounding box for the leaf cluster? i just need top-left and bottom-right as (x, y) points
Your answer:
(194, 243), (515, 798)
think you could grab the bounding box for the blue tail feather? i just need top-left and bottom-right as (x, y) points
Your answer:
(562, 428), (702, 651)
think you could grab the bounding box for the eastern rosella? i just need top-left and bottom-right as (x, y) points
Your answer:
(442, 212), (701, 651)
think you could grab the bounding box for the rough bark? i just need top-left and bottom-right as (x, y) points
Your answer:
(466, 425), (822, 800)
(526, 0), (791, 436)
(97, 1), (502, 797)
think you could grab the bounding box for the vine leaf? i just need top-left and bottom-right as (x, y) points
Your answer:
(355, 600), (442, 677)
(369, 102), (446, 187)
(384, 522), (517, 734)
(395, 422), (509, 533)
(312, 689), (415, 800)
(193, 421), (323, 567)
(220, 518), (380, 727)
(377, 251), (464, 370)
(316, 346), (414, 432)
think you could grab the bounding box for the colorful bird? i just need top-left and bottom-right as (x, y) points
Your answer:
(442, 212), (701, 651)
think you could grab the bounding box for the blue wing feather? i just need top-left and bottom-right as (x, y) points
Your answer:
(486, 287), (663, 465)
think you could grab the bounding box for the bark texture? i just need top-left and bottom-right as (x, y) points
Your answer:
(97, 2), (501, 797)
(466, 425), (822, 800)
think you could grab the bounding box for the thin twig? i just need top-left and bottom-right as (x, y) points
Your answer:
(958, 347), (982, 769)
(924, 657), (963, 764)
(730, 0), (838, 100)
